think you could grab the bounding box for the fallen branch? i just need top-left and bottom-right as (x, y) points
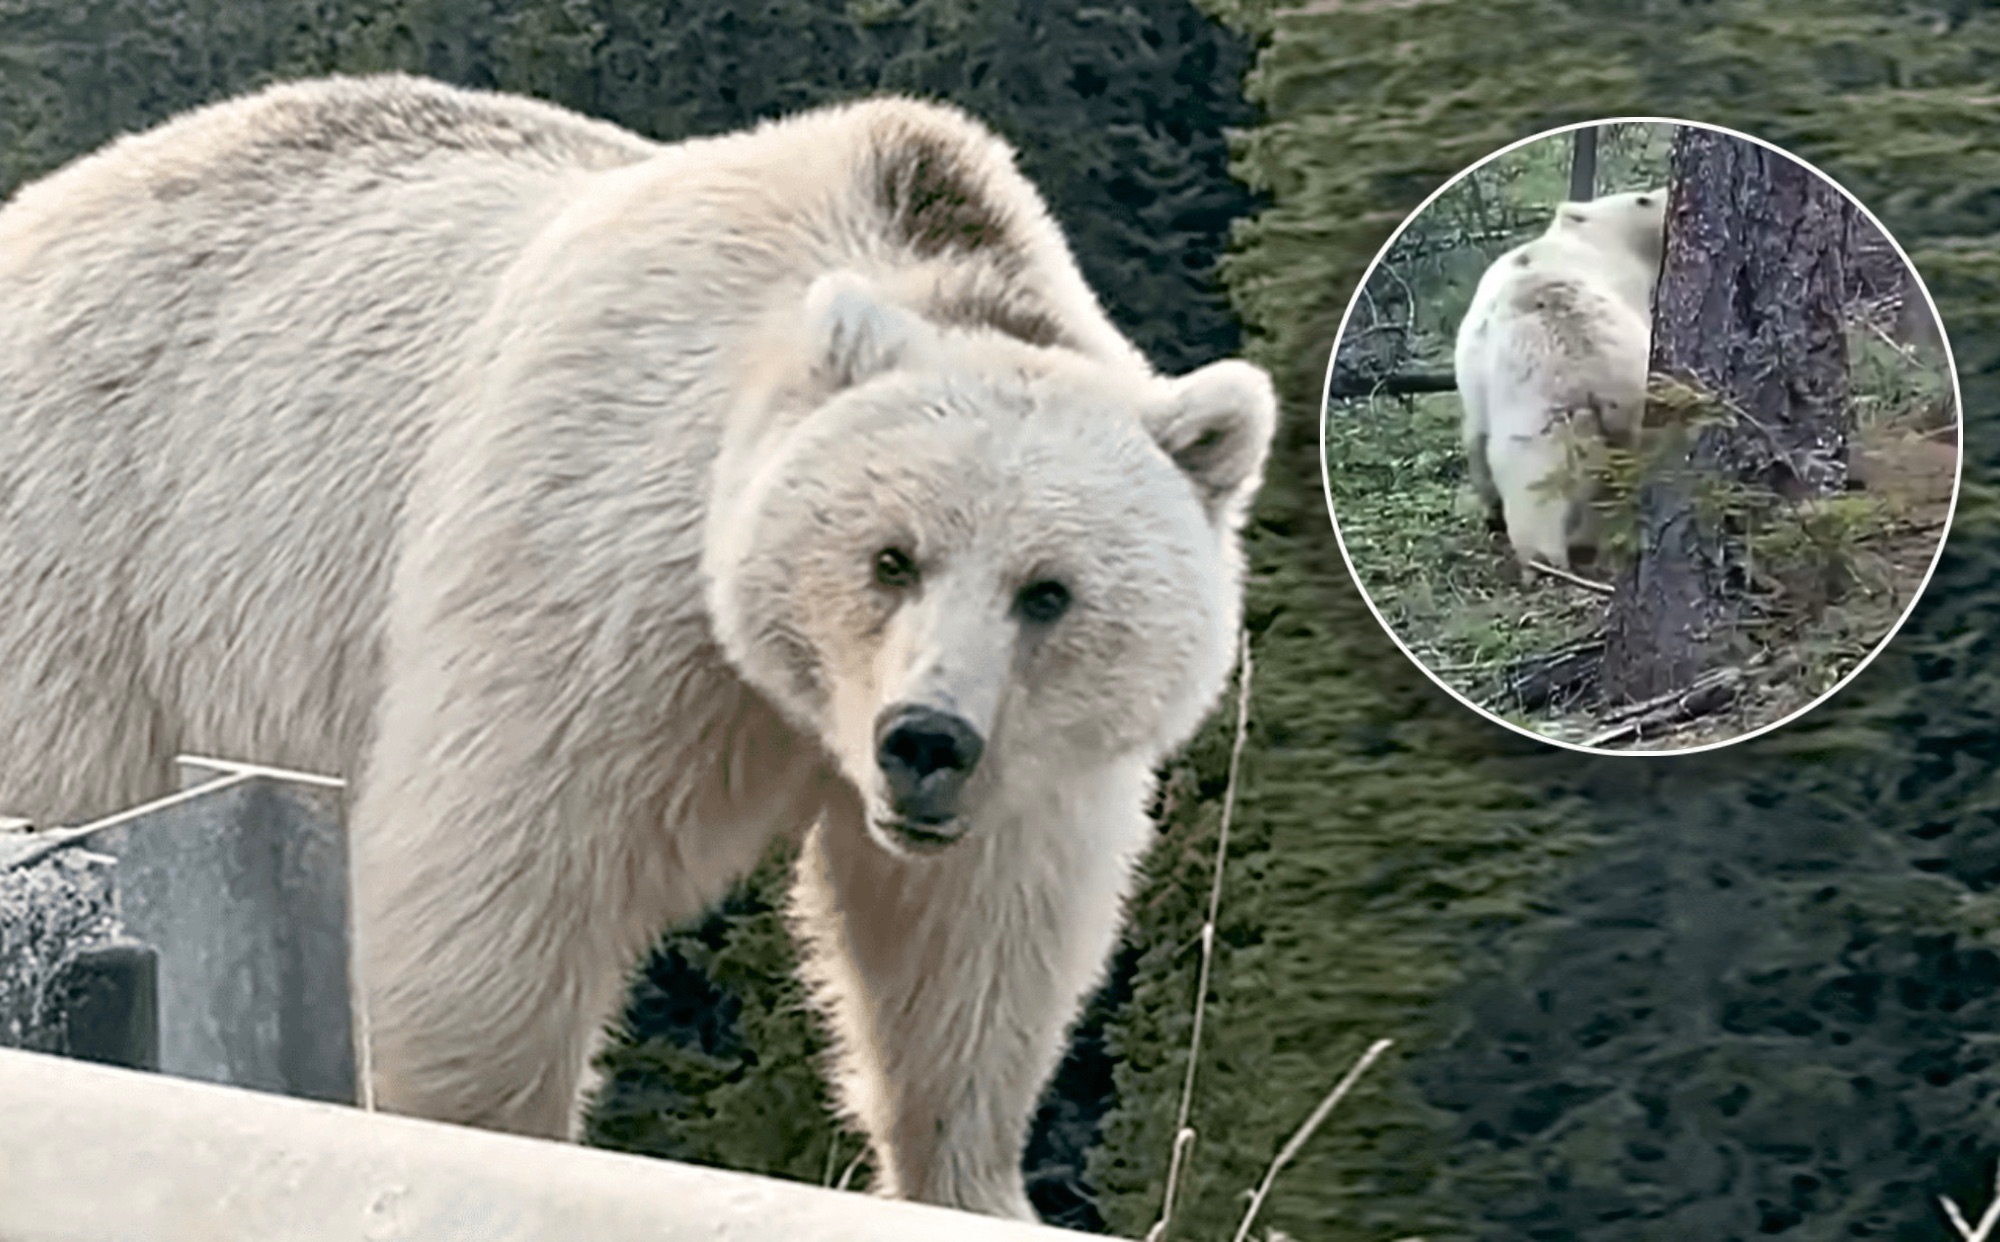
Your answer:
(1583, 664), (1746, 747)
(1524, 559), (1616, 594)
(1325, 370), (1458, 400)
(1502, 638), (1604, 713)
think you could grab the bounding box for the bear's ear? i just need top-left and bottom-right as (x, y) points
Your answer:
(803, 271), (926, 389)
(1144, 359), (1278, 525)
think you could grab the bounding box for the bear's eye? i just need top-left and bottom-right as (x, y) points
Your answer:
(873, 547), (919, 589)
(1636, 195), (1655, 207)
(1015, 579), (1072, 625)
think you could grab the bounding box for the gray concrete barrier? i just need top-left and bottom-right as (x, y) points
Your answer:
(0, 757), (355, 1102)
(0, 1047), (1072, 1241)
(1, 762), (1079, 1240)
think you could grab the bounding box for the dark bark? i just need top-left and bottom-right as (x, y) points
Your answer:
(1893, 277), (1944, 353)
(1842, 210), (1942, 353)
(1601, 126), (1854, 705)
(1569, 127), (1598, 202)
(1324, 369), (1458, 400)
(1846, 210), (1910, 304)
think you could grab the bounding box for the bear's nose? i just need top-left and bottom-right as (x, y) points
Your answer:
(874, 704), (984, 828)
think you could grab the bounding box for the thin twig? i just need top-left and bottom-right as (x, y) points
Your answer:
(1524, 559), (1616, 594)
(1426, 657), (1506, 675)
(1229, 1038), (1397, 1242)
(1882, 516), (1952, 537)
(1864, 318), (1920, 360)
(1146, 629), (1256, 1242)
(1940, 1159), (2000, 1241)
(835, 1144), (868, 1193)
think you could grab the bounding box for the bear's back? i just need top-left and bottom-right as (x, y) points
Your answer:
(1474, 221), (1655, 330)
(1, 74), (657, 232)
(0, 76), (669, 811)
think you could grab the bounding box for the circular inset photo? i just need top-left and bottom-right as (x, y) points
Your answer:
(1322, 120), (1962, 755)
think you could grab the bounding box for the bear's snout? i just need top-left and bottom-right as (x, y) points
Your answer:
(873, 704), (984, 841)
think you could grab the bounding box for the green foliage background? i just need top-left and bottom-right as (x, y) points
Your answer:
(7, 2), (2000, 1239)
(1174, 2), (2000, 1239)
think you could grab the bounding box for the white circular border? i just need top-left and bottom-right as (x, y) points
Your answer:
(1318, 115), (1967, 760)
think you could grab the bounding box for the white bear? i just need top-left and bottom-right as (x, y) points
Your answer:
(1454, 188), (1668, 570)
(0, 74), (1276, 1221)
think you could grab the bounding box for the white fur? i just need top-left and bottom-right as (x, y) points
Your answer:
(0, 73), (1275, 1220)
(1454, 188), (1666, 569)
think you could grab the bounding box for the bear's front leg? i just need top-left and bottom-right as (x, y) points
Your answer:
(350, 744), (650, 1139)
(348, 663), (719, 1141)
(350, 620), (825, 1139)
(789, 771), (1153, 1221)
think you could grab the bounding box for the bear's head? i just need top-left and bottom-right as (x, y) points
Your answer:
(1549, 187), (1668, 279)
(708, 272), (1276, 857)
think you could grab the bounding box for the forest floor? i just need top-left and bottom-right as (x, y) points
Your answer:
(1323, 330), (1959, 752)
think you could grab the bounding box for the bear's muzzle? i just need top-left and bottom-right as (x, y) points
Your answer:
(873, 703), (984, 846)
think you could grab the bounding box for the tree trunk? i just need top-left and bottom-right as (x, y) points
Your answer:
(1601, 126), (1854, 705)
(1568, 127), (1598, 202)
